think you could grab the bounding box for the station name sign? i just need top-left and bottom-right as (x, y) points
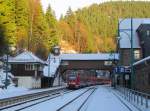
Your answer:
(113, 66), (131, 73)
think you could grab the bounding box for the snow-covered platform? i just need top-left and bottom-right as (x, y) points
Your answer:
(0, 86), (65, 99)
(81, 85), (141, 111)
(9, 85), (147, 111)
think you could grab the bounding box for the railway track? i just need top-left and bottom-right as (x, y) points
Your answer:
(1, 86), (97, 111)
(0, 87), (67, 110)
(56, 87), (96, 111)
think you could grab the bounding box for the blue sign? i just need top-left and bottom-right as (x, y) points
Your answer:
(113, 66), (129, 74)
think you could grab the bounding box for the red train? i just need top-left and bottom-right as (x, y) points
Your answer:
(67, 70), (111, 89)
(67, 70), (96, 89)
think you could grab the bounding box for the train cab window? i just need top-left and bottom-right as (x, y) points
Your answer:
(68, 74), (76, 80)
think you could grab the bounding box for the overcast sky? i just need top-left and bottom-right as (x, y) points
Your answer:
(41, 0), (149, 19)
(41, 0), (109, 19)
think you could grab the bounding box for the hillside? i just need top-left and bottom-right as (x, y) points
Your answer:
(60, 1), (150, 53)
(1, 1), (150, 58)
(60, 40), (77, 54)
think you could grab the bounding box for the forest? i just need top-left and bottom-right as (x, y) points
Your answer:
(1, 1), (150, 59)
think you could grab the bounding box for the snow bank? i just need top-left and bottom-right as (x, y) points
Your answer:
(0, 86), (28, 99)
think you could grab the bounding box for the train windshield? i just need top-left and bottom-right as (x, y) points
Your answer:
(68, 74), (76, 80)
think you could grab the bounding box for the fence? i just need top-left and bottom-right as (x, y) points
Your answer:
(116, 86), (150, 109)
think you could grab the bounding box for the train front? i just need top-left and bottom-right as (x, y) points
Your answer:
(67, 72), (80, 89)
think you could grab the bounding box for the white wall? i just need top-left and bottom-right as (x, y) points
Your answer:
(16, 76), (41, 89)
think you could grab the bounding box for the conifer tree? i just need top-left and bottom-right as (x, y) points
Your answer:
(45, 4), (59, 51)
(0, 0), (16, 49)
(15, 0), (30, 50)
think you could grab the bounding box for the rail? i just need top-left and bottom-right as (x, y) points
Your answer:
(0, 86), (65, 108)
(116, 86), (150, 109)
(56, 87), (96, 111)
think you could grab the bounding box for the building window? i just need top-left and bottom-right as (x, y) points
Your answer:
(147, 30), (150, 36)
(38, 65), (43, 71)
(134, 50), (140, 60)
(104, 61), (112, 66)
(25, 64), (35, 70)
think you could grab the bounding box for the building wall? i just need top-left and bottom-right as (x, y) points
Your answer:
(11, 64), (43, 77)
(139, 33), (150, 58)
(60, 60), (114, 71)
(117, 48), (141, 88)
(119, 48), (141, 66)
(16, 76), (41, 89)
(119, 49), (131, 66)
(41, 77), (54, 88)
(137, 25), (150, 58)
(134, 64), (150, 93)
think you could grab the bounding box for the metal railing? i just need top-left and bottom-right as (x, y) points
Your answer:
(116, 86), (150, 109)
(0, 86), (65, 108)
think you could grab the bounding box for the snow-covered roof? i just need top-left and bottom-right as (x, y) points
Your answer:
(43, 53), (119, 77)
(8, 51), (45, 64)
(119, 18), (150, 49)
(60, 53), (119, 61)
(133, 56), (150, 66)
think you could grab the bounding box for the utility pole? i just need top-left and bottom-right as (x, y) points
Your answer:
(130, 18), (134, 89)
(48, 54), (50, 87)
(5, 54), (8, 89)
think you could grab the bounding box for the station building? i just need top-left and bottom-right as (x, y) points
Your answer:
(133, 24), (150, 93)
(117, 18), (150, 92)
(8, 51), (47, 89)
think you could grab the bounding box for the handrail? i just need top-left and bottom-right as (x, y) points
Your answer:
(116, 86), (150, 109)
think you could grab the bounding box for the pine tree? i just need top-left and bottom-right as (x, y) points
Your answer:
(0, 24), (6, 55)
(45, 5), (57, 28)
(28, 0), (49, 59)
(15, 0), (30, 50)
(45, 4), (59, 51)
(0, 0), (16, 50)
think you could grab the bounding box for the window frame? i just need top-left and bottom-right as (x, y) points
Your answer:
(134, 50), (140, 60)
(25, 64), (36, 71)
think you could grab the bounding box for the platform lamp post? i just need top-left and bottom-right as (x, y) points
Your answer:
(4, 45), (16, 89)
(130, 18), (134, 89)
(117, 31), (132, 87)
(48, 54), (51, 87)
(52, 46), (61, 86)
(117, 19), (127, 88)
(109, 52), (118, 88)
(117, 18), (134, 88)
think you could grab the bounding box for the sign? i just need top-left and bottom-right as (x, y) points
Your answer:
(125, 75), (129, 80)
(104, 61), (112, 66)
(113, 66), (131, 74)
(60, 61), (69, 66)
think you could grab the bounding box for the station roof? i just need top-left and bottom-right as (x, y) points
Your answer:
(8, 51), (46, 64)
(118, 18), (150, 49)
(137, 24), (150, 31)
(60, 53), (119, 61)
(133, 56), (150, 66)
(43, 53), (119, 77)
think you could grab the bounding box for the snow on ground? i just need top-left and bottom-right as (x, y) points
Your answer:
(114, 88), (150, 111)
(0, 86), (65, 99)
(0, 69), (15, 88)
(0, 86), (28, 99)
(81, 86), (139, 111)
(6, 85), (145, 111)
(1, 85), (148, 111)
(59, 88), (94, 111)
(19, 88), (89, 111)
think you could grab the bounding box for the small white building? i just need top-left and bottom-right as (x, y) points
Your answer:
(8, 51), (46, 89)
